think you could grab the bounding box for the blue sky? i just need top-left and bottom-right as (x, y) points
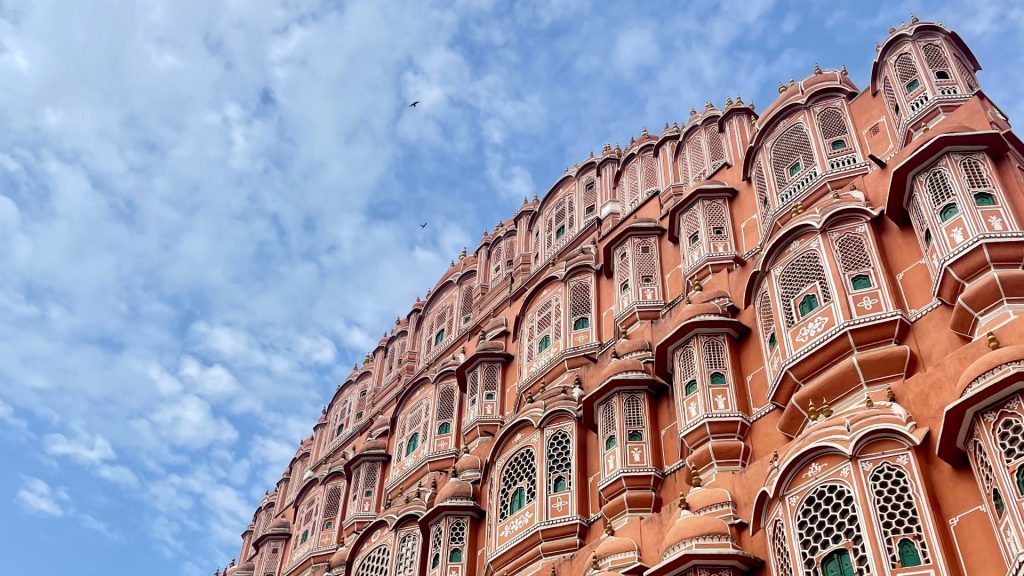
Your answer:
(1, 1), (1022, 574)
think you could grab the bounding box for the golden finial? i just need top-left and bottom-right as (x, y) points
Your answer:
(820, 397), (833, 418)
(749, 100), (755, 111)
(814, 63), (822, 75)
(664, 122), (670, 132)
(789, 78), (796, 86)
(876, 43), (882, 52)
(771, 450), (779, 464)
(691, 277), (703, 292)
(736, 95), (744, 105)
(591, 553), (600, 570)
(603, 143), (611, 154)
(460, 247), (467, 259)
(641, 126), (649, 137)
(614, 143), (621, 154)
(889, 25), (896, 34)
(629, 136), (635, 146)
(778, 82), (786, 93)
(705, 100), (713, 110)
(886, 385), (896, 402)
(679, 490), (689, 509)
(832, 189), (840, 200)
(911, 13), (919, 24)
(690, 106), (697, 116)
(841, 64), (848, 76)
(533, 193), (539, 202)
(450, 259), (455, 266)
(987, 331), (1000, 350)
(689, 462), (703, 487)
(673, 121), (679, 130)
(808, 398), (819, 421)
(604, 516), (614, 536)
(725, 96), (733, 107)
(525, 392), (534, 404)
(865, 393), (875, 408)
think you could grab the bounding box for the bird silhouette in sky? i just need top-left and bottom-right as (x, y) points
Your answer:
(420, 222), (428, 228)
(409, 101), (420, 107)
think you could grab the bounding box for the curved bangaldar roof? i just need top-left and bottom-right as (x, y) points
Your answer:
(870, 16), (981, 94)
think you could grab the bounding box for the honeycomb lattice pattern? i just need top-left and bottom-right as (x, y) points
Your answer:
(546, 430), (572, 493)
(499, 448), (537, 521)
(869, 462), (930, 568)
(394, 533), (419, 576)
(355, 545), (391, 576)
(997, 416), (1024, 465)
(796, 483), (870, 573)
(770, 518), (795, 576)
(817, 107), (850, 141)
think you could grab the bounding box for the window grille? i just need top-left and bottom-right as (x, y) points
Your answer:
(642, 151), (658, 192)
(754, 162), (771, 227)
(394, 533), (419, 576)
(546, 430), (573, 493)
(429, 523), (443, 564)
(770, 123), (814, 189)
(795, 483), (870, 573)
(960, 157), (994, 191)
(997, 416), (1024, 465)
(355, 545), (390, 576)
(705, 126), (726, 170)
(921, 43), (950, 74)
(600, 401), (617, 447)
(498, 449), (537, 521)
(262, 543), (283, 576)
(615, 244), (633, 309)
(702, 337), (727, 373)
(817, 107), (850, 141)
(483, 364), (499, 398)
(971, 439), (1004, 516)
(757, 290), (775, 340)
(362, 462), (379, 497)
(778, 250), (832, 328)
(869, 462), (931, 568)
(704, 201), (729, 240)
(436, 385), (456, 433)
(449, 519), (467, 547)
(460, 284), (474, 324)
(677, 342), (697, 384)
(924, 169), (956, 211)
(678, 143), (691, 185)
(466, 369), (479, 413)
(894, 53), (921, 86)
(955, 55), (978, 92)
(883, 76), (902, 122)
(833, 233), (873, 274)
(569, 277), (593, 333)
(688, 134), (707, 181)
(770, 518), (795, 576)
(349, 467), (362, 504)
(634, 238), (659, 294)
(322, 482), (343, 524)
(909, 195), (933, 250)
(623, 393), (645, 429)
(491, 240), (504, 276)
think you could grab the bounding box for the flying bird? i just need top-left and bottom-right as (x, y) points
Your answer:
(409, 101), (420, 108)
(420, 222), (428, 228)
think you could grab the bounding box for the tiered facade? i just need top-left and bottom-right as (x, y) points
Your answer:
(219, 18), (1024, 576)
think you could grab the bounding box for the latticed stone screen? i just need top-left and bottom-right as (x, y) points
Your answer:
(498, 448), (537, 521)
(795, 483), (870, 573)
(355, 545), (390, 576)
(778, 250), (832, 327)
(921, 43), (950, 73)
(833, 233), (872, 274)
(623, 394), (645, 430)
(394, 533), (419, 576)
(770, 123), (814, 189)
(894, 52), (921, 85)
(925, 170), (956, 211)
(770, 518), (795, 576)
(961, 156), (994, 191)
(546, 430), (572, 492)
(997, 416), (1024, 465)
(869, 462), (930, 568)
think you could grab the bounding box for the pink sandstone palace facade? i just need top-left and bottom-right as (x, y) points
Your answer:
(218, 18), (1024, 576)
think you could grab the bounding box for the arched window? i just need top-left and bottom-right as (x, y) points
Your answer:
(898, 538), (923, 568)
(394, 533), (419, 576)
(354, 545), (390, 576)
(869, 462), (930, 568)
(702, 337), (727, 380)
(623, 394), (646, 442)
(757, 290), (776, 351)
(459, 282), (475, 325)
(569, 277), (593, 336)
(925, 170), (956, 212)
(795, 483), (870, 573)
(921, 43), (951, 80)
(822, 549), (856, 576)
(939, 203), (960, 222)
(499, 449), (537, 521)
(684, 380), (698, 395)
(883, 76), (902, 122)
(970, 439), (1006, 521)
(405, 432), (419, 456)
(435, 385), (456, 436)
(817, 107), (851, 154)
(975, 192), (996, 206)
(605, 435), (617, 450)
(850, 274), (872, 290)
(523, 295), (562, 371)
(894, 52), (923, 94)
(769, 519), (795, 576)
(770, 123), (815, 190)
(778, 250), (832, 328)
(448, 520), (467, 563)
(573, 317), (590, 330)
(709, 372), (727, 385)
(546, 430), (572, 494)
(754, 162), (771, 229)
(429, 523), (442, 569)
(601, 400), (617, 453)
(1016, 467), (1024, 496)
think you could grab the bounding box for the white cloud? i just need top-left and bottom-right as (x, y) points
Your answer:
(178, 356), (241, 402)
(149, 395), (238, 449)
(15, 476), (68, 517)
(43, 431), (116, 465)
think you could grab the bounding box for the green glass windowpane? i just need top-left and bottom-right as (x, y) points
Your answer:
(689, 232), (700, 246)
(994, 488), (1006, 517)
(798, 293), (820, 317)
(432, 554), (440, 569)
(1017, 467), (1024, 497)
(850, 274), (872, 290)
(709, 371), (727, 385)
(510, 486), (526, 513)
(822, 549), (855, 576)
(898, 539), (922, 568)
(789, 161), (802, 178)
(906, 78), (921, 93)
(556, 225), (566, 239)
(768, 332), (777, 351)
(974, 192), (996, 206)
(553, 475), (568, 493)
(605, 435), (617, 451)
(434, 329), (446, 346)
(573, 317), (590, 330)
(685, 379), (698, 395)
(406, 432), (419, 456)
(449, 549), (463, 563)
(537, 334), (551, 353)
(437, 422), (451, 435)
(300, 530), (308, 544)
(627, 430), (643, 442)
(939, 202), (960, 222)
(830, 139), (847, 151)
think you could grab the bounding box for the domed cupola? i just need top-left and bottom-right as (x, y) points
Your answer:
(326, 541), (350, 576)
(871, 16), (982, 147)
(591, 521), (640, 572)
(454, 446), (483, 481)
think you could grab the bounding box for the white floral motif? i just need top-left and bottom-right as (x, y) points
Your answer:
(803, 462), (828, 478)
(631, 447), (641, 463)
(840, 464), (851, 478)
(499, 511), (533, 538)
(1006, 397), (1021, 411)
(988, 215), (1005, 231)
(951, 227), (965, 244)
(856, 295), (879, 311)
(860, 461), (874, 472)
(896, 454), (910, 465)
(983, 410), (997, 422)
(795, 316), (830, 343)
(714, 395), (727, 410)
(788, 494), (799, 506)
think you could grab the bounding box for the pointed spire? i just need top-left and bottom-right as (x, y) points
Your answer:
(725, 96), (733, 107)
(736, 94), (744, 105)
(886, 385), (896, 402)
(689, 462), (703, 487)
(808, 398), (819, 421)
(820, 397), (833, 418)
(841, 64), (848, 76)
(911, 13), (919, 23)
(865, 393), (875, 408)
(705, 100), (713, 110)
(679, 490), (689, 509)
(814, 63), (822, 75)
(459, 246), (467, 259)
(691, 276), (703, 292)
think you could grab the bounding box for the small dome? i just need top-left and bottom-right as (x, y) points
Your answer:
(362, 438), (387, 453)
(595, 534), (637, 560)
(476, 339), (505, 353)
(233, 561), (256, 575)
(328, 545), (350, 569)
(686, 486), (734, 513)
(454, 451), (483, 476)
(613, 338), (651, 359)
(600, 358), (648, 383)
(436, 477), (473, 502)
(663, 511), (731, 552)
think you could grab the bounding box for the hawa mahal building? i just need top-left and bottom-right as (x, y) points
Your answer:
(220, 18), (1024, 576)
